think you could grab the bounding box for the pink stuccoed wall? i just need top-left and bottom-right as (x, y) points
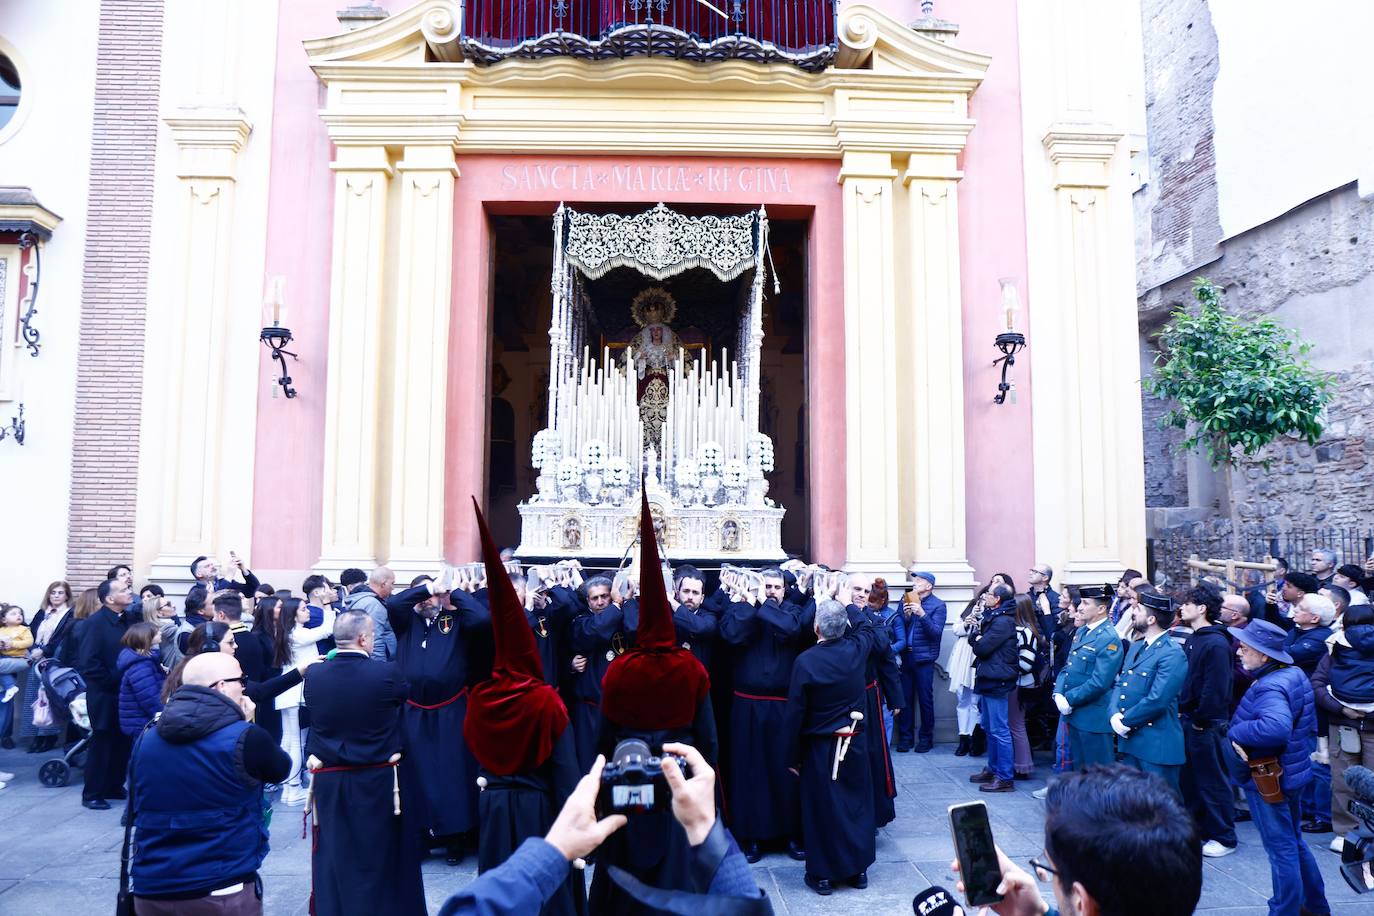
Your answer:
(952, 0), (1038, 586)
(250, 1), (344, 571)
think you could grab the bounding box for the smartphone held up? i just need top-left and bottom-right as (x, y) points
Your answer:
(949, 801), (1003, 908)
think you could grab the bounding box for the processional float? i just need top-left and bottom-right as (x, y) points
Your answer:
(516, 203), (786, 560)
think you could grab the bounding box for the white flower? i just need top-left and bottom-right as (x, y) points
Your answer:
(581, 439), (607, 470)
(697, 442), (723, 473)
(674, 458), (700, 488)
(723, 459), (748, 488)
(605, 456), (631, 487)
(557, 457), (581, 486)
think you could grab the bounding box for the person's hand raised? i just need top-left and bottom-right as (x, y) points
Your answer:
(950, 844), (1049, 916)
(296, 655), (324, 675)
(661, 742), (717, 846)
(544, 755), (627, 862)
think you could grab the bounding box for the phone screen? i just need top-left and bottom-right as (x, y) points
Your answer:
(949, 801), (1003, 907)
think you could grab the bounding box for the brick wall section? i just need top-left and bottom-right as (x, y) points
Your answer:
(66, 0), (164, 588)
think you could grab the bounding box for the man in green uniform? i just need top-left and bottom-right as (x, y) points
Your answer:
(1111, 590), (1188, 793)
(1053, 584), (1125, 769)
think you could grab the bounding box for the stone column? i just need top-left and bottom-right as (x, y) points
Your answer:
(146, 115), (252, 587)
(315, 146), (393, 573)
(838, 151), (901, 576)
(384, 145), (458, 579)
(903, 154), (978, 597)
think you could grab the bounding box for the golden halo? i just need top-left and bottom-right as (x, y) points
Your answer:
(630, 287), (677, 328)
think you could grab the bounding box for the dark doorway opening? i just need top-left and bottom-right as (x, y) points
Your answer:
(485, 211), (810, 557)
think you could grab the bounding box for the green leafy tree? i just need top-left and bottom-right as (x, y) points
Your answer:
(1145, 278), (1332, 553)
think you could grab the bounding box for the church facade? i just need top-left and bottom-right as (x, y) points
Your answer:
(0, 0), (1147, 604)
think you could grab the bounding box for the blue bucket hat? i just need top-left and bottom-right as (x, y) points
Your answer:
(1227, 619), (1293, 665)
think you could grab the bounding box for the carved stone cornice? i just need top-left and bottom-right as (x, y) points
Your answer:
(164, 109), (253, 180)
(1043, 126), (1123, 189)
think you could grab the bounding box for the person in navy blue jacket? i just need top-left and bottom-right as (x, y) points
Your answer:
(892, 570), (945, 753)
(1283, 593), (1337, 835)
(117, 622), (166, 736)
(1227, 619), (1330, 916)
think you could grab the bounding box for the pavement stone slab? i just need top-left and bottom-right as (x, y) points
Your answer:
(4, 741), (1374, 914)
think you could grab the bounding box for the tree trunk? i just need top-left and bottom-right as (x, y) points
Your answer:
(1222, 463), (1242, 560)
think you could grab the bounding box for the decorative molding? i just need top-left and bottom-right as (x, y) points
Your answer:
(1043, 127), (1123, 189)
(462, 25), (836, 74)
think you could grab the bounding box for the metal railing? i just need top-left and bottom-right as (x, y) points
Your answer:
(461, 0), (838, 69)
(1148, 525), (1374, 590)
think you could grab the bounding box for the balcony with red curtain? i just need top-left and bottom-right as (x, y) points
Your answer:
(460, 0), (837, 72)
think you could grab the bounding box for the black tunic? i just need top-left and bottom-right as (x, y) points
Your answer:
(390, 590), (490, 838)
(849, 604), (900, 827)
(303, 652), (425, 916)
(587, 700), (720, 916)
(783, 622), (888, 881)
(568, 602), (629, 773)
(718, 596), (802, 843)
(477, 729), (586, 916)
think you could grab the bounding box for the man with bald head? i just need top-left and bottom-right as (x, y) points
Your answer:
(128, 653), (291, 914)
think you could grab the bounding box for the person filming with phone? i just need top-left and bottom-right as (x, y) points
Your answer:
(949, 765), (1202, 916)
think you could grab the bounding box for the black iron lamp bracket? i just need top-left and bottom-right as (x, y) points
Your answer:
(992, 331), (1026, 405)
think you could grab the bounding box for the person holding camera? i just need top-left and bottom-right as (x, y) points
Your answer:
(589, 494), (719, 914)
(950, 765), (1203, 916)
(439, 741), (764, 915)
(968, 583), (1020, 793)
(466, 503), (584, 916)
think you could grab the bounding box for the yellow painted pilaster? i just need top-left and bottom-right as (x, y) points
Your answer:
(839, 151), (901, 575)
(316, 145), (393, 572)
(902, 154), (977, 595)
(384, 144), (458, 578)
(146, 115), (251, 583)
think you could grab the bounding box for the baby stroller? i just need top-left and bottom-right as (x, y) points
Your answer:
(34, 659), (90, 788)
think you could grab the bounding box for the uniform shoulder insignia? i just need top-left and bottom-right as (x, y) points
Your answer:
(1106, 643), (1118, 651)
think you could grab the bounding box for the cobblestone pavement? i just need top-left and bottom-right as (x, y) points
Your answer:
(2, 740), (1372, 915)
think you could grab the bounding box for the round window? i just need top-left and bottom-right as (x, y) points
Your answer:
(0, 52), (19, 132)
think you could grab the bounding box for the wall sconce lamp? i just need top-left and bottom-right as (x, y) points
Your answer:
(17, 231), (42, 357)
(260, 276), (297, 399)
(992, 277), (1026, 405)
(0, 403), (24, 446)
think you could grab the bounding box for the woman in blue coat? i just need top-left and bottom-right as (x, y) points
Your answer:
(118, 622), (166, 736)
(1227, 619), (1330, 916)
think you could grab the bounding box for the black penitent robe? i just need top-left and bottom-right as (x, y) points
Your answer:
(783, 623), (887, 881)
(477, 729), (586, 916)
(304, 653), (426, 916)
(718, 596), (802, 843)
(587, 700), (720, 916)
(850, 604), (900, 827)
(568, 602), (627, 773)
(391, 591), (490, 838)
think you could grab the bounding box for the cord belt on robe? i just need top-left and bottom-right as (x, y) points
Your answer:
(832, 711), (864, 781)
(733, 690), (787, 702)
(302, 754), (403, 839)
(405, 686), (468, 710)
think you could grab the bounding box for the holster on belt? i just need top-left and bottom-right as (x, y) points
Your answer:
(1248, 756), (1285, 804)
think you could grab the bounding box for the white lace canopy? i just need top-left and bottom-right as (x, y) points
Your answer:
(562, 203), (761, 282)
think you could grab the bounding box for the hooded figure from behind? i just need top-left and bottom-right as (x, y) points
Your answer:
(465, 498), (585, 916)
(589, 488), (718, 915)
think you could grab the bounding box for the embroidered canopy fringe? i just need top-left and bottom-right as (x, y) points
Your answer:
(561, 203), (762, 282)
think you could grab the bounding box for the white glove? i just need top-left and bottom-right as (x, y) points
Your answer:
(1110, 712), (1130, 738)
(1053, 693), (1071, 716)
(1312, 735), (1330, 766)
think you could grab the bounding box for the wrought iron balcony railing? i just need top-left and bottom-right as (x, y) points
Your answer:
(460, 0), (838, 73)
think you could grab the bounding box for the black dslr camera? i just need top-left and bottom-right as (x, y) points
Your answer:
(1339, 766), (1374, 893)
(596, 738), (689, 816)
